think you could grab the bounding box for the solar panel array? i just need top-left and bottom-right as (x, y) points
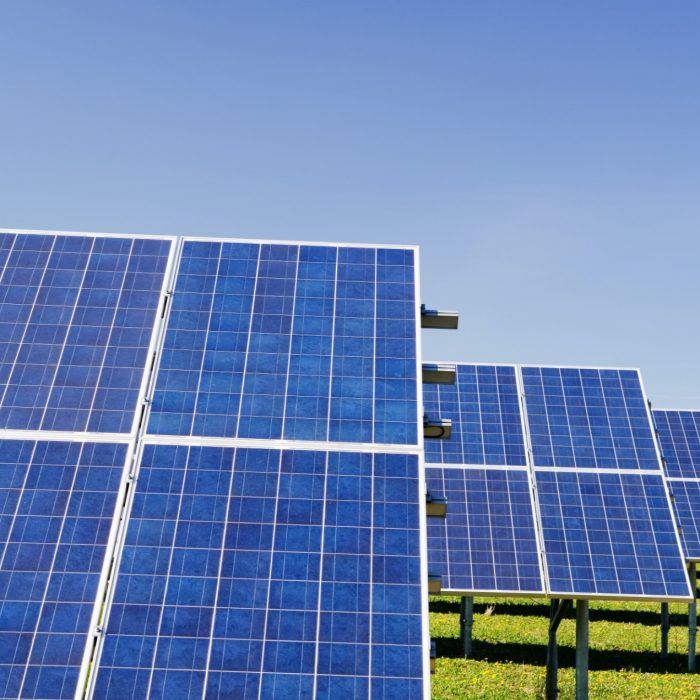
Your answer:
(424, 363), (691, 601)
(654, 409), (700, 561)
(0, 231), (429, 700)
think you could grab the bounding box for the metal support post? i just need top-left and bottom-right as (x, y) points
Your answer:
(545, 599), (570, 700)
(690, 563), (697, 673)
(575, 600), (589, 700)
(660, 602), (670, 658)
(459, 596), (474, 658)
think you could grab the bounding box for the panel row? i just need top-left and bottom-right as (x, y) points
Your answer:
(0, 440), (427, 700)
(0, 233), (421, 449)
(424, 364), (691, 600)
(424, 364), (659, 472)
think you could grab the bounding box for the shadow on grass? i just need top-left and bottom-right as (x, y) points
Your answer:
(429, 599), (690, 627)
(434, 636), (690, 673)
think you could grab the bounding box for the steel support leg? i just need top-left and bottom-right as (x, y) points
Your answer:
(459, 596), (474, 658)
(661, 602), (670, 658)
(690, 563), (697, 673)
(546, 599), (570, 700)
(575, 600), (589, 700)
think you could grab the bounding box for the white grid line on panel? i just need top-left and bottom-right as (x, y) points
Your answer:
(190, 244), (224, 437)
(311, 452), (330, 699)
(233, 245), (263, 440)
(143, 444), (192, 699)
(75, 437), (138, 698)
(35, 236), (98, 431)
(79, 239), (137, 434)
(0, 235), (58, 416)
(279, 248), (301, 443)
(15, 441), (88, 697)
(256, 450), (286, 700)
(324, 250), (340, 444)
(515, 365), (550, 596)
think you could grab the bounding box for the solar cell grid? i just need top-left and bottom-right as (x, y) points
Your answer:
(521, 367), (658, 470)
(0, 232), (427, 698)
(93, 444), (425, 699)
(423, 364), (691, 601)
(425, 466), (543, 594)
(653, 409), (700, 479)
(0, 439), (128, 699)
(536, 470), (690, 599)
(423, 364), (526, 467)
(147, 240), (418, 446)
(0, 231), (171, 433)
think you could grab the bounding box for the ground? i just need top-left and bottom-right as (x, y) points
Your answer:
(429, 596), (700, 699)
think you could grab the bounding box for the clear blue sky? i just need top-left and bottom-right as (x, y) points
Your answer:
(1, 2), (698, 407)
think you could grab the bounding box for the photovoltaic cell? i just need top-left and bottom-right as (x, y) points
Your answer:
(521, 366), (658, 470)
(425, 467), (543, 594)
(536, 470), (689, 598)
(0, 232), (171, 433)
(423, 364), (526, 467)
(93, 444), (424, 699)
(653, 409), (700, 479)
(0, 439), (128, 699)
(147, 241), (418, 445)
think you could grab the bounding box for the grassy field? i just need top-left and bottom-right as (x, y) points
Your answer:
(430, 596), (700, 699)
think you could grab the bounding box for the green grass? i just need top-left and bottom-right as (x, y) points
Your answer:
(430, 596), (700, 699)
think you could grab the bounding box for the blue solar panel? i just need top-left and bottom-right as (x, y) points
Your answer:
(0, 439), (128, 699)
(652, 409), (700, 562)
(422, 364), (691, 601)
(521, 366), (658, 470)
(0, 232), (426, 697)
(92, 444), (425, 699)
(653, 409), (700, 479)
(0, 232), (171, 433)
(147, 241), (418, 445)
(665, 480), (700, 561)
(423, 364), (526, 467)
(425, 467), (543, 594)
(536, 470), (690, 598)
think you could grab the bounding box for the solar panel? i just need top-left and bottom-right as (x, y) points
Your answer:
(422, 363), (690, 601)
(0, 231), (172, 433)
(423, 364), (526, 466)
(521, 366), (658, 470)
(653, 409), (700, 562)
(653, 409), (700, 479)
(91, 444), (425, 699)
(425, 466), (543, 595)
(521, 366), (691, 600)
(536, 470), (689, 598)
(146, 241), (419, 446)
(0, 439), (128, 699)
